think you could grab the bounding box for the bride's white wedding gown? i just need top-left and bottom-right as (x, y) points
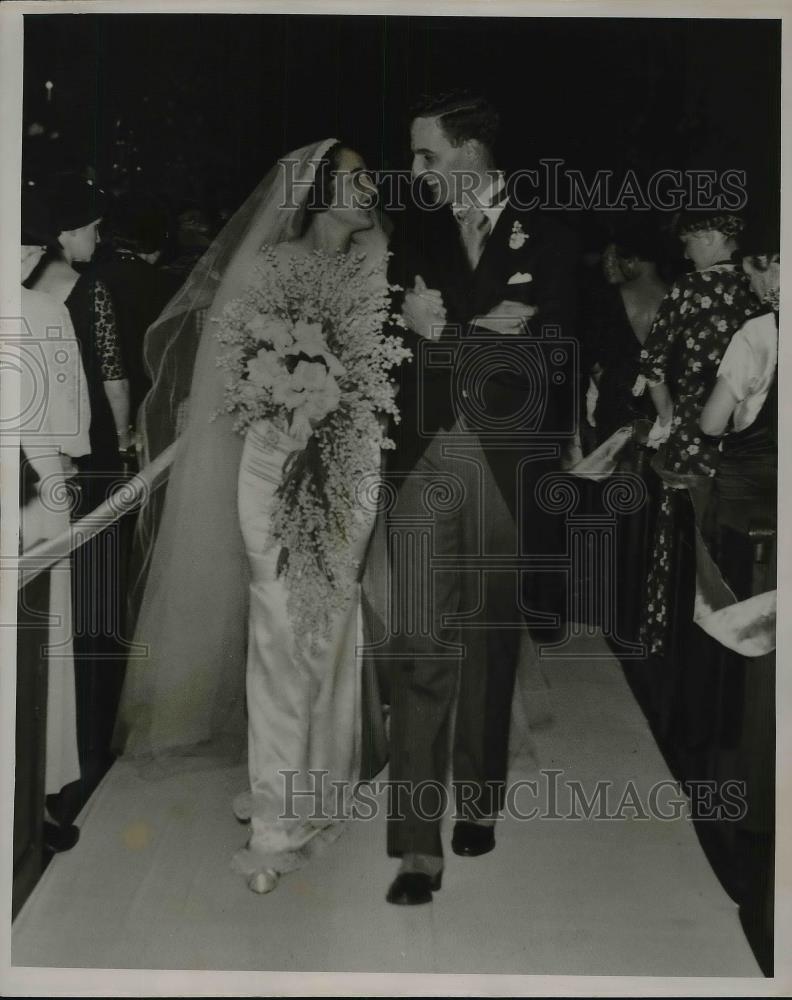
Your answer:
(231, 418), (376, 880)
(114, 140), (394, 893)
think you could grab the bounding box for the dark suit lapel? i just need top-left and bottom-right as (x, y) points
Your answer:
(440, 197), (513, 283)
(441, 205), (471, 277)
(476, 199), (516, 276)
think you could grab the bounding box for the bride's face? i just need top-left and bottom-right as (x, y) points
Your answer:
(328, 148), (377, 232)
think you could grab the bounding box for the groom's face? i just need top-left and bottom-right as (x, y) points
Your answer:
(410, 116), (468, 207)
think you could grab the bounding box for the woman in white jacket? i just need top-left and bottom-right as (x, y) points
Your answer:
(19, 184), (91, 851)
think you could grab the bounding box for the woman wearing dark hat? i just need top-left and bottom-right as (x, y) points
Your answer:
(19, 183), (91, 852)
(30, 173), (131, 790)
(632, 210), (760, 657)
(19, 182), (92, 505)
(30, 172), (130, 500)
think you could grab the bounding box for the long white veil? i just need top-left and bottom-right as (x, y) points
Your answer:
(115, 139), (340, 759)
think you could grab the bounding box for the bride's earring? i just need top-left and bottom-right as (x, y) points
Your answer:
(248, 869), (280, 894)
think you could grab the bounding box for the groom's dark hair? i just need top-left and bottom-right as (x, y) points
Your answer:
(411, 90), (500, 152)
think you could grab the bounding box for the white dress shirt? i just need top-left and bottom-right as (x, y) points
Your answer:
(452, 171), (508, 231)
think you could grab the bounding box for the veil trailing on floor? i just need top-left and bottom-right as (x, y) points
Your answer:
(115, 139), (344, 760)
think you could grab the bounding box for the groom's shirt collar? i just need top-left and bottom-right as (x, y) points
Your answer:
(451, 171), (508, 230)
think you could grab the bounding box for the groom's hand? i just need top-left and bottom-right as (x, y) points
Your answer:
(402, 274), (447, 340)
(473, 299), (537, 335)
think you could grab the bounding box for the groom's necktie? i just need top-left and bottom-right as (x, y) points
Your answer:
(452, 202), (491, 270)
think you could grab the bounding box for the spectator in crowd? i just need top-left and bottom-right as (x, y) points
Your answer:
(634, 211), (759, 657)
(19, 184), (92, 852)
(29, 173), (130, 509)
(700, 218), (779, 533)
(30, 173), (132, 793)
(95, 192), (183, 430)
(698, 214), (778, 951)
(583, 219), (668, 448)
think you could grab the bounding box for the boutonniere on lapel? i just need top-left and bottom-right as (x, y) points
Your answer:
(509, 220), (528, 250)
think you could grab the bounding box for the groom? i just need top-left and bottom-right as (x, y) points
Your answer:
(382, 91), (579, 905)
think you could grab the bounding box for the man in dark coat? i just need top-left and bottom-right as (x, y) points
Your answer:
(383, 92), (579, 905)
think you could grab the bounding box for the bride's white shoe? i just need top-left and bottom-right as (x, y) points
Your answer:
(247, 868), (280, 894)
(232, 816), (345, 895)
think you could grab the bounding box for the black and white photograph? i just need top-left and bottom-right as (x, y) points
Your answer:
(0, 1), (788, 993)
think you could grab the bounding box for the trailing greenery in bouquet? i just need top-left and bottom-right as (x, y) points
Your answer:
(215, 247), (410, 648)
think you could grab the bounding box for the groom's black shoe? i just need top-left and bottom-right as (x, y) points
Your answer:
(452, 821), (495, 857)
(43, 820), (80, 854)
(386, 870), (442, 906)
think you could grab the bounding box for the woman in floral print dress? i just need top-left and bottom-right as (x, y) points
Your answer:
(634, 212), (758, 656)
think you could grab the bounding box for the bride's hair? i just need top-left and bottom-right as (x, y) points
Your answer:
(299, 140), (345, 236)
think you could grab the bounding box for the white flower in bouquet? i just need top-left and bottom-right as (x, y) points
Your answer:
(246, 348), (287, 388)
(246, 314), (294, 353)
(271, 376), (307, 411)
(291, 361), (342, 417)
(292, 358), (329, 391)
(292, 319), (324, 348)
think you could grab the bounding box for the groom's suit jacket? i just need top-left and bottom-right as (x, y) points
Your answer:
(387, 192), (580, 529)
(379, 193), (581, 815)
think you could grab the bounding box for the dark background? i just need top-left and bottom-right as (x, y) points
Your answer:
(22, 13), (781, 232)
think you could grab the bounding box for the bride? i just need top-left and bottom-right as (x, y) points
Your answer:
(115, 139), (397, 894)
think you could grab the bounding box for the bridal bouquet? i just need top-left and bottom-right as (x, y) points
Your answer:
(215, 247), (410, 648)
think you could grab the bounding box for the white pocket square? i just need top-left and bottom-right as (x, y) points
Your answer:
(507, 272), (532, 285)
